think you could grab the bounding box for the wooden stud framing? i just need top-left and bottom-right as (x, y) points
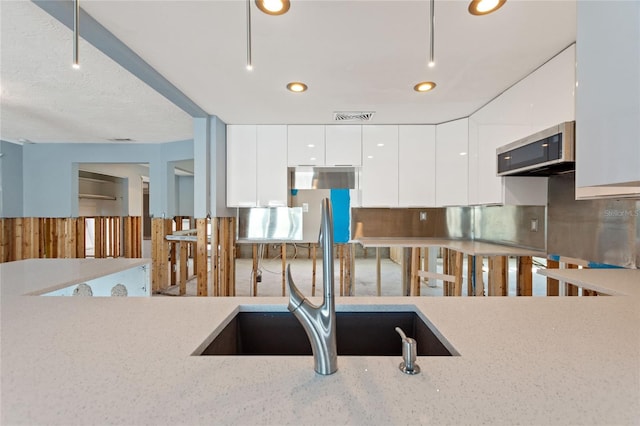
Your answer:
(151, 218), (169, 293)
(376, 247), (381, 297)
(546, 259), (560, 296)
(442, 248), (450, 296)
(566, 263), (579, 296)
(196, 218), (208, 296)
(473, 255), (484, 296)
(517, 256), (533, 296)
(410, 247), (421, 296)
(76, 217), (85, 258)
(488, 256), (508, 296)
(453, 250), (463, 296)
(339, 244), (344, 296)
(211, 218), (219, 297)
(179, 241), (188, 296)
(281, 243), (286, 297)
(227, 217), (236, 296)
(252, 244), (258, 297)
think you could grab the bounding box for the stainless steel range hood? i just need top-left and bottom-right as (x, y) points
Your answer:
(497, 121), (575, 177)
(290, 167), (358, 190)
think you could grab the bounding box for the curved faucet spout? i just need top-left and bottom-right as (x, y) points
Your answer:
(286, 198), (337, 375)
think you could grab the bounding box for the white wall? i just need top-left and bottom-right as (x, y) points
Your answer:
(468, 44), (576, 205)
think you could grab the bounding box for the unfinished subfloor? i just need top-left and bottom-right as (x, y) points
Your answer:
(159, 257), (549, 297)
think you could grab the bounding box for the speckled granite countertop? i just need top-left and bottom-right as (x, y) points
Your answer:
(1, 259), (638, 425)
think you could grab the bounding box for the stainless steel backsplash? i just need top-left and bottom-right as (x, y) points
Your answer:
(473, 205), (546, 250)
(351, 205), (545, 250)
(547, 172), (639, 268)
(351, 208), (472, 239)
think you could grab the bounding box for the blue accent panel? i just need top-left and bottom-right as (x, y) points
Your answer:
(549, 254), (624, 269)
(330, 189), (350, 243)
(586, 262), (624, 269)
(291, 189), (298, 196)
(33, 1), (208, 118)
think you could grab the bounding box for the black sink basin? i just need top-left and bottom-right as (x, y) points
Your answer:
(197, 311), (456, 356)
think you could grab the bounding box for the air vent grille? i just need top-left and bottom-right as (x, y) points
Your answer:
(333, 111), (375, 122)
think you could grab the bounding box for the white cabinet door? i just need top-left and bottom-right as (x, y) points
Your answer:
(576, 2), (640, 194)
(325, 125), (362, 166)
(227, 125), (257, 207)
(287, 125), (325, 166)
(398, 125), (436, 207)
(435, 118), (469, 207)
(256, 125), (288, 207)
(362, 125), (399, 207)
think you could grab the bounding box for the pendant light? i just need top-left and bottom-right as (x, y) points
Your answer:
(72, 0), (80, 69)
(246, 0), (253, 70)
(428, 0), (435, 68)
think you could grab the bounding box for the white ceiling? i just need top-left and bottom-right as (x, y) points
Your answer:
(0, 0), (576, 144)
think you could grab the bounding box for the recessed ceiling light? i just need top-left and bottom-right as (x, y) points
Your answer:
(413, 81), (437, 92)
(468, 0), (506, 16)
(255, 0), (290, 15)
(287, 82), (308, 93)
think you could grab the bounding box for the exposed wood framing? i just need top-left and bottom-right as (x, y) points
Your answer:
(410, 247), (421, 296)
(453, 250), (463, 296)
(566, 263), (579, 296)
(179, 242), (188, 296)
(252, 244), (258, 296)
(339, 244), (344, 296)
(211, 218), (219, 296)
(488, 256), (508, 296)
(281, 243), (286, 297)
(517, 256), (533, 296)
(442, 248), (450, 296)
(473, 255), (484, 296)
(376, 247), (381, 296)
(151, 218), (170, 293)
(196, 218), (208, 296)
(209, 217), (236, 297)
(546, 258), (560, 296)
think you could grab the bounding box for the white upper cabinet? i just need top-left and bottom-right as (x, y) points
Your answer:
(398, 125), (436, 207)
(575, 2), (640, 198)
(227, 125), (287, 207)
(227, 125), (257, 207)
(362, 125), (399, 207)
(325, 125), (362, 166)
(467, 45), (575, 205)
(287, 125), (325, 166)
(256, 125), (288, 207)
(435, 118), (469, 207)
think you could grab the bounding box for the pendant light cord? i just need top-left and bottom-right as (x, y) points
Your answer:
(429, 0), (435, 67)
(73, 0), (80, 68)
(246, 0), (253, 70)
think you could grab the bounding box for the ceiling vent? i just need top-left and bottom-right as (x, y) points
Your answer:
(333, 111), (375, 122)
(108, 138), (134, 142)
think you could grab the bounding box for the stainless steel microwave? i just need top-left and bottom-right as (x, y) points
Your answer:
(497, 121), (575, 176)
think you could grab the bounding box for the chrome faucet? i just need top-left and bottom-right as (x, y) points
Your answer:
(287, 198), (338, 375)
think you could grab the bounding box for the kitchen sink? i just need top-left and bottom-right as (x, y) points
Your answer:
(196, 310), (457, 356)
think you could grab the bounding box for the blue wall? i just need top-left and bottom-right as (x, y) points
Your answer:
(0, 141), (24, 217)
(22, 140), (192, 217)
